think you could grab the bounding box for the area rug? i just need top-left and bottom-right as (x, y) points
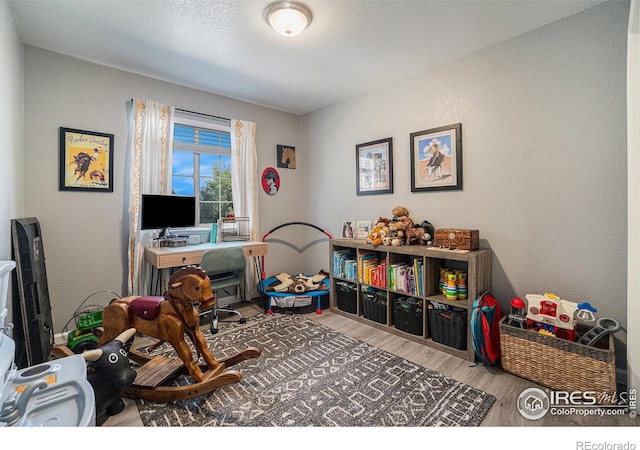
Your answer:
(135, 313), (495, 427)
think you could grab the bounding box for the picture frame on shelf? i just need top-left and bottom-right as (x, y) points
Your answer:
(356, 137), (393, 195)
(356, 221), (372, 239)
(341, 221), (355, 239)
(59, 127), (114, 192)
(410, 123), (462, 192)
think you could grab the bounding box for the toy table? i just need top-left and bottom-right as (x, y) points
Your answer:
(258, 277), (330, 314)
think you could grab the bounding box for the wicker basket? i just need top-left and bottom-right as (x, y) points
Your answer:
(499, 317), (617, 403)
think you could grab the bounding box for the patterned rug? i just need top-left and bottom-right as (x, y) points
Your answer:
(135, 313), (495, 427)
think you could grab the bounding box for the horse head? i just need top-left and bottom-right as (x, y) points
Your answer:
(167, 266), (216, 311)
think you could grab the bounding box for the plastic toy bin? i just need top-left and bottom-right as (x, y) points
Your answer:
(427, 304), (467, 350)
(336, 281), (357, 314)
(393, 297), (423, 336)
(361, 287), (387, 324)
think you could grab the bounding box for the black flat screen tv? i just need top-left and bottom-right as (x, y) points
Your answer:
(141, 194), (196, 237)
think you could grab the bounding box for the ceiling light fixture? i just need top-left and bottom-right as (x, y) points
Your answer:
(264, 1), (312, 37)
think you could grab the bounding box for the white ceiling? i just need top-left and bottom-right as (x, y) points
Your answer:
(10, 0), (603, 115)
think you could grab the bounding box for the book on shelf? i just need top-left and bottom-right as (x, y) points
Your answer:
(413, 258), (423, 296)
(357, 250), (378, 284)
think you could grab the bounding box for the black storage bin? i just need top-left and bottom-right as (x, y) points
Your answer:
(428, 305), (467, 350)
(393, 297), (423, 336)
(336, 281), (357, 314)
(362, 288), (387, 324)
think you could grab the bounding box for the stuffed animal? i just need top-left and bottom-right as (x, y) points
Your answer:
(388, 219), (406, 246)
(406, 220), (435, 245)
(366, 222), (389, 246)
(392, 206), (409, 218)
(419, 220), (435, 245)
(406, 225), (427, 245)
(372, 217), (390, 228)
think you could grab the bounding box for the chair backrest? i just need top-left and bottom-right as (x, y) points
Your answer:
(199, 246), (246, 279)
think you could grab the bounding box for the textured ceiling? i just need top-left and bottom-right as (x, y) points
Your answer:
(10, 0), (603, 115)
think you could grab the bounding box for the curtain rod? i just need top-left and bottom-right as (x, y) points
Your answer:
(129, 99), (230, 122)
(175, 108), (230, 123)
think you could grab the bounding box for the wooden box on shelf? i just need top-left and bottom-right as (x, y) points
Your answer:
(434, 229), (479, 251)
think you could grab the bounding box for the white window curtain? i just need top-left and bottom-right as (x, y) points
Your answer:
(127, 99), (175, 295)
(230, 119), (259, 296)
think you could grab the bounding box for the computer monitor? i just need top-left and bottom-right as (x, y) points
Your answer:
(141, 194), (196, 237)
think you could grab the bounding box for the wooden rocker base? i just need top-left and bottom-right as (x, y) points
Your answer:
(123, 346), (261, 402)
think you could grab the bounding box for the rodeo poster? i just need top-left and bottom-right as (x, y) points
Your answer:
(59, 127), (114, 192)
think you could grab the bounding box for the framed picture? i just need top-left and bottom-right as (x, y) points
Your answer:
(341, 221), (355, 239)
(59, 127), (114, 192)
(410, 123), (462, 192)
(356, 221), (372, 240)
(356, 137), (393, 195)
(277, 145), (296, 169)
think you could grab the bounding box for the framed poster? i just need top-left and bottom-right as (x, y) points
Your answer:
(356, 137), (393, 195)
(410, 123), (462, 192)
(59, 127), (114, 192)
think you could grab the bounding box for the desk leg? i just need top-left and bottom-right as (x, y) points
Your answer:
(252, 256), (270, 313)
(150, 267), (170, 296)
(149, 266), (162, 296)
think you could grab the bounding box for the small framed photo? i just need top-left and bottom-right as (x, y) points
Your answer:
(356, 221), (372, 240)
(356, 137), (393, 195)
(410, 123), (462, 192)
(59, 127), (114, 192)
(341, 221), (355, 239)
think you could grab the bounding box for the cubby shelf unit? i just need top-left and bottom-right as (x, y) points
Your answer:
(329, 238), (492, 362)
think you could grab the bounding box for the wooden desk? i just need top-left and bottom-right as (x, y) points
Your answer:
(145, 241), (267, 269)
(145, 241), (268, 307)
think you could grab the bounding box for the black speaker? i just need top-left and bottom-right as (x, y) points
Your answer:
(11, 217), (54, 368)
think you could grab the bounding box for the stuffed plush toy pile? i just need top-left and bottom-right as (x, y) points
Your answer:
(267, 270), (329, 294)
(389, 205), (415, 245)
(365, 208), (435, 246)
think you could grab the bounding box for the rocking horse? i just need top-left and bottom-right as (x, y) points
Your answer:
(98, 266), (261, 402)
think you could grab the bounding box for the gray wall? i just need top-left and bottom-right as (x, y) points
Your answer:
(23, 46), (302, 333)
(301, 1), (629, 357)
(1, 0), (24, 260)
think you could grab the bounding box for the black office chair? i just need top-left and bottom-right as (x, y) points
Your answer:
(199, 246), (247, 333)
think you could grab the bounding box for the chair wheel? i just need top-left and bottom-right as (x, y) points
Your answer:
(210, 327), (219, 334)
(239, 318), (247, 324)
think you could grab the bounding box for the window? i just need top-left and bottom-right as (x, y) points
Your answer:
(171, 113), (233, 226)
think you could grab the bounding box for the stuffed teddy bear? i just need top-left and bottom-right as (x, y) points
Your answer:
(392, 205), (409, 218)
(388, 219), (406, 246)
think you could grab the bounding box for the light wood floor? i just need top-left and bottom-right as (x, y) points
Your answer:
(103, 301), (639, 428)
